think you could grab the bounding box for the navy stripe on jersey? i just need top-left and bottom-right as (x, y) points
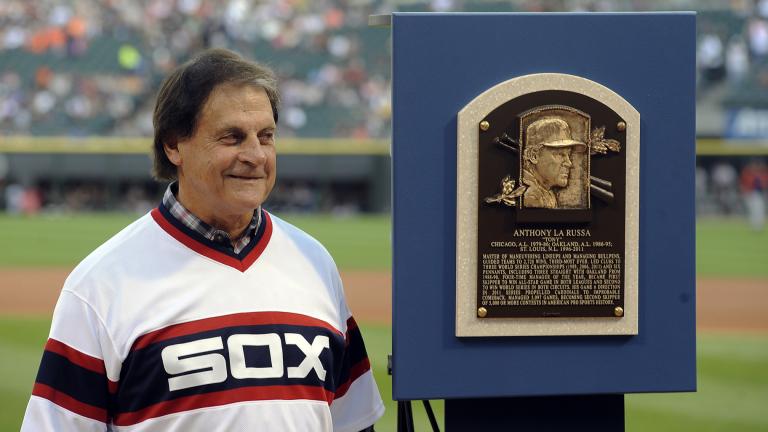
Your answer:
(112, 312), (371, 426)
(157, 203), (266, 260)
(32, 339), (112, 423)
(334, 317), (372, 399)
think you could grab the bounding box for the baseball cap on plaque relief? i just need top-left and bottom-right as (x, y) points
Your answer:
(456, 73), (640, 337)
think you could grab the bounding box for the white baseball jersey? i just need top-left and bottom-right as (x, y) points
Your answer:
(21, 207), (384, 431)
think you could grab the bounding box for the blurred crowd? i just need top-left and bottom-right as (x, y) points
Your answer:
(697, 2), (768, 87)
(0, 0), (393, 138)
(2, 0), (768, 139)
(697, 158), (768, 229)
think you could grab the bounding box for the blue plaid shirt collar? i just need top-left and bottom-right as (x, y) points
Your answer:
(162, 182), (262, 254)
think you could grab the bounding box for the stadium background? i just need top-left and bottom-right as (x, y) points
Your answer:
(0, 0), (766, 430)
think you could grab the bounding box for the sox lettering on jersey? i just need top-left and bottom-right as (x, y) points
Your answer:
(29, 311), (372, 427)
(161, 333), (330, 391)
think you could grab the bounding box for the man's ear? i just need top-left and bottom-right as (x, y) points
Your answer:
(527, 147), (538, 164)
(164, 140), (182, 167)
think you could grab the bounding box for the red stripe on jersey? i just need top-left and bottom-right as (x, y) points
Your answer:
(132, 311), (343, 351)
(112, 385), (334, 426)
(44, 338), (106, 375)
(333, 358), (372, 400)
(32, 383), (108, 423)
(150, 208), (273, 272)
(240, 211), (273, 270)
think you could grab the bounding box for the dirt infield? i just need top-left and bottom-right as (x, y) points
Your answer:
(0, 268), (765, 331)
(697, 278), (768, 332)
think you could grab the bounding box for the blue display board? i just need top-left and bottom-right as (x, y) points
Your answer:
(391, 13), (696, 400)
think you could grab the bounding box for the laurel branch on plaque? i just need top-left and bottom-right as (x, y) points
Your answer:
(484, 175), (527, 207)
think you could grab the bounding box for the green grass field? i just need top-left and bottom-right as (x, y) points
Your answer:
(696, 217), (768, 278)
(1, 213), (767, 431)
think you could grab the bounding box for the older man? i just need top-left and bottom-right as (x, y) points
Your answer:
(522, 117), (587, 208)
(22, 49), (384, 431)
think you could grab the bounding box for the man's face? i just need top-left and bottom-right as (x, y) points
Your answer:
(535, 146), (573, 188)
(165, 83), (277, 222)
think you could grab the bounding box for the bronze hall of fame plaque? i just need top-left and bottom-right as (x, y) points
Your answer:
(456, 73), (639, 337)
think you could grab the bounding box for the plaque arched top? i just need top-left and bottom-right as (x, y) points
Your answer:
(458, 73), (640, 124)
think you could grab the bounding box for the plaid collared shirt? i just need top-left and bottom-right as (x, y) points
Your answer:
(162, 183), (262, 254)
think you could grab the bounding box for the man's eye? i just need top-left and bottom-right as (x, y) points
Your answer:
(259, 132), (275, 142)
(220, 135), (239, 144)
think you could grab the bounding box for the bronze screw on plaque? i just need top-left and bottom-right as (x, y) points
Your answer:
(614, 306), (624, 317)
(617, 121), (626, 132)
(477, 307), (488, 318)
(479, 120), (490, 131)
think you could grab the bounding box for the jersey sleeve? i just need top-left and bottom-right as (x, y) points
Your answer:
(21, 290), (120, 431)
(330, 271), (385, 432)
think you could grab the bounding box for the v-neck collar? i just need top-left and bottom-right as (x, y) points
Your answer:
(150, 205), (273, 272)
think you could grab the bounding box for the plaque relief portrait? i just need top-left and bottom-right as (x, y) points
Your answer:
(484, 104), (622, 212)
(520, 110), (588, 209)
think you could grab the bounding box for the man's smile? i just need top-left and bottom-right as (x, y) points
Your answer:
(227, 174), (264, 180)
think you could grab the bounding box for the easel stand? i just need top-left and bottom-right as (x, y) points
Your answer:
(396, 399), (440, 432)
(445, 395), (624, 432)
(395, 395), (622, 432)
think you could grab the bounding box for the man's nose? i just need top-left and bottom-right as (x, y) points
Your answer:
(563, 154), (573, 167)
(238, 136), (267, 164)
